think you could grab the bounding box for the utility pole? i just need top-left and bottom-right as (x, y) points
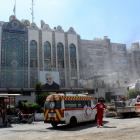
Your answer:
(31, 0), (34, 23)
(13, 0), (16, 16)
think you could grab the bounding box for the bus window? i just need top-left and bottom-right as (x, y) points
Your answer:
(77, 100), (83, 108)
(87, 100), (91, 107)
(64, 100), (77, 108)
(92, 99), (97, 105)
(82, 100), (91, 107)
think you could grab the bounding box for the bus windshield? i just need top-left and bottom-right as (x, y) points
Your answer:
(44, 101), (61, 109)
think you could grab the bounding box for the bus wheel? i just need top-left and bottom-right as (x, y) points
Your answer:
(51, 122), (58, 128)
(70, 117), (77, 127)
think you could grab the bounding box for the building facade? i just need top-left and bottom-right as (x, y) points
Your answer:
(79, 36), (131, 98)
(0, 16), (140, 99)
(0, 16), (79, 88)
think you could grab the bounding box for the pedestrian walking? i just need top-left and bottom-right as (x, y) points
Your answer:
(92, 97), (106, 128)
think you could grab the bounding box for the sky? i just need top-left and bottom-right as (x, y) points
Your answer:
(0, 0), (140, 46)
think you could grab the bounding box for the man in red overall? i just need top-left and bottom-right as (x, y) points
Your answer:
(93, 98), (106, 128)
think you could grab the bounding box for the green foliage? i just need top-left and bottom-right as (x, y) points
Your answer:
(35, 82), (49, 107)
(37, 92), (49, 107)
(35, 82), (42, 90)
(18, 100), (41, 113)
(127, 89), (140, 98)
(24, 102), (40, 109)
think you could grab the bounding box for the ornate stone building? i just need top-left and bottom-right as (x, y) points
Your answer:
(0, 16), (79, 88)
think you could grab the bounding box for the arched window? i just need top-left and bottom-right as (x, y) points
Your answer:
(30, 40), (37, 59)
(30, 40), (38, 87)
(44, 41), (51, 70)
(44, 41), (51, 59)
(57, 42), (64, 68)
(69, 44), (77, 69)
(30, 40), (37, 68)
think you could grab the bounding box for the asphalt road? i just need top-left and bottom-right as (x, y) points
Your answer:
(1, 117), (140, 140)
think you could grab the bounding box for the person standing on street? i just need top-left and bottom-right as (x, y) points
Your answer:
(92, 97), (106, 128)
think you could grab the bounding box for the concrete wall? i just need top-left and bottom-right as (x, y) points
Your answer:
(79, 37), (130, 97)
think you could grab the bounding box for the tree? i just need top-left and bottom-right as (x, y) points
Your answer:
(18, 100), (40, 113)
(35, 82), (49, 107)
(127, 89), (140, 99)
(35, 82), (42, 104)
(37, 92), (49, 107)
